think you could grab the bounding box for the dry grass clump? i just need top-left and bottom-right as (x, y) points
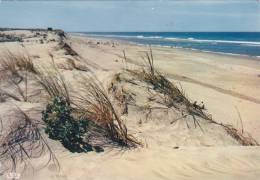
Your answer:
(34, 66), (70, 103)
(0, 50), (37, 77)
(223, 125), (258, 146)
(73, 76), (141, 147)
(0, 108), (58, 173)
(0, 50), (39, 102)
(130, 48), (210, 121)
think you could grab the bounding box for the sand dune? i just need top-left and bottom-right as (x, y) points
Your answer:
(0, 30), (260, 180)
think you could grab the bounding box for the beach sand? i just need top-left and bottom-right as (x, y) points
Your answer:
(0, 30), (260, 180)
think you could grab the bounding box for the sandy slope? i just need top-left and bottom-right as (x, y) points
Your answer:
(70, 35), (260, 142)
(25, 146), (260, 180)
(0, 30), (260, 180)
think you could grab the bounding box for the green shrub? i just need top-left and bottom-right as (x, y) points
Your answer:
(42, 96), (92, 152)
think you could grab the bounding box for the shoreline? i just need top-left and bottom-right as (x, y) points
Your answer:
(70, 32), (260, 61)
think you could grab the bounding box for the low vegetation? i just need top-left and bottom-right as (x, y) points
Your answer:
(73, 76), (141, 147)
(0, 51), (38, 102)
(0, 108), (59, 173)
(0, 50), (37, 76)
(42, 96), (94, 152)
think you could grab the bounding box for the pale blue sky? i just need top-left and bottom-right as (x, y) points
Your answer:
(0, 0), (259, 32)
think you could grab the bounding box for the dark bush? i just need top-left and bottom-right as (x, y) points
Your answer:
(42, 96), (93, 152)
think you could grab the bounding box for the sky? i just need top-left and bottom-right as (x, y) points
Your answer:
(0, 0), (259, 32)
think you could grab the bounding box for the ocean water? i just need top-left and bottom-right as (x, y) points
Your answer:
(78, 32), (260, 57)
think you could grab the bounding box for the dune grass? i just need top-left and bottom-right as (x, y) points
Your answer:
(34, 66), (71, 104)
(129, 48), (210, 121)
(0, 107), (59, 173)
(0, 50), (37, 77)
(73, 76), (141, 147)
(0, 50), (38, 102)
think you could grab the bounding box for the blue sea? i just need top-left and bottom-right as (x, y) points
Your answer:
(77, 32), (260, 57)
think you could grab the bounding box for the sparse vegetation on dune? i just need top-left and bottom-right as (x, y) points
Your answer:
(0, 107), (59, 173)
(141, 49), (208, 118)
(34, 65), (140, 150)
(110, 48), (258, 146)
(0, 47), (140, 173)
